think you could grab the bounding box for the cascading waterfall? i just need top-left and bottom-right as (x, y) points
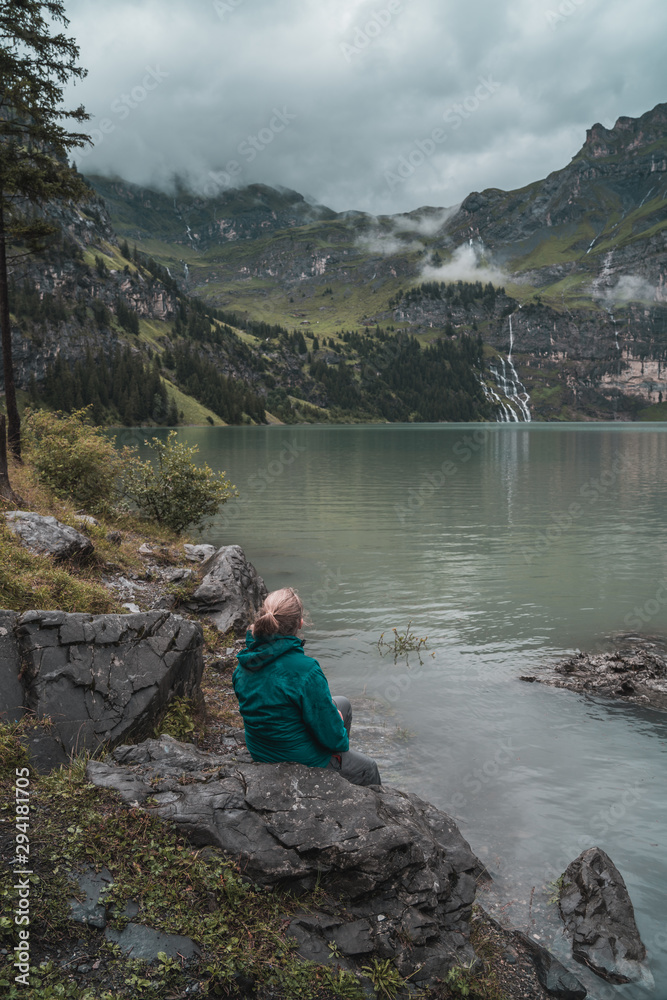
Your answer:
(607, 309), (622, 418)
(483, 311), (532, 422)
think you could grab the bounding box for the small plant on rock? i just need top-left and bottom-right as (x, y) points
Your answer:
(360, 958), (407, 998)
(547, 873), (570, 905)
(155, 697), (197, 742)
(444, 960), (476, 996)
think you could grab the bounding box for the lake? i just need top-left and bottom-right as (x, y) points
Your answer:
(117, 422), (667, 997)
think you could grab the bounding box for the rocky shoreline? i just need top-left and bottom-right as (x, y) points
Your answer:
(0, 514), (657, 998)
(521, 636), (667, 713)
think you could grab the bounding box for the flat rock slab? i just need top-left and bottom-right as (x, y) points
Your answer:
(105, 922), (200, 961)
(5, 511), (94, 561)
(2, 610), (204, 765)
(526, 639), (667, 713)
(514, 931), (587, 999)
(69, 867), (114, 929)
(185, 544), (267, 633)
(559, 847), (651, 985)
(87, 734), (482, 982)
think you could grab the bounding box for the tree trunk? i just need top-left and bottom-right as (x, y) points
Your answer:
(0, 413), (21, 505)
(0, 195), (21, 460)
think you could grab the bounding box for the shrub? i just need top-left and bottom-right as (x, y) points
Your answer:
(123, 430), (237, 532)
(23, 407), (129, 514)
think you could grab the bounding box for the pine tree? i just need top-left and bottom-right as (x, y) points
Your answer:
(0, 1), (90, 457)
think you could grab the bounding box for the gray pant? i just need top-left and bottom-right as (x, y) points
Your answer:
(325, 696), (381, 786)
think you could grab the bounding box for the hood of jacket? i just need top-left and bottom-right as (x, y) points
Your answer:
(236, 631), (305, 672)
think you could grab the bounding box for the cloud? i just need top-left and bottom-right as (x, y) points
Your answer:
(393, 206), (459, 236)
(63, 0), (667, 215)
(357, 233), (425, 255)
(421, 242), (509, 285)
(596, 274), (657, 305)
(354, 205), (459, 255)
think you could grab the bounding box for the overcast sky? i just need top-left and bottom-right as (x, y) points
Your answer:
(64, 0), (667, 215)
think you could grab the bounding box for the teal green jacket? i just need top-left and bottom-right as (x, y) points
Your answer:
(233, 632), (349, 767)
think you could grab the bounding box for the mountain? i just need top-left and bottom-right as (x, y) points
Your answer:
(3, 103), (666, 425)
(1, 179), (491, 426)
(87, 101), (667, 421)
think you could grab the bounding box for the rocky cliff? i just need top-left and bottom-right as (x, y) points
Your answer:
(87, 102), (667, 421)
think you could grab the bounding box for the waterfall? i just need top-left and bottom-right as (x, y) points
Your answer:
(484, 312), (532, 422)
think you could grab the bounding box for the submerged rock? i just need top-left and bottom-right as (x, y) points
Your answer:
(1, 610), (204, 767)
(514, 931), (587, 999)
(87, 734), (482, 982)
(5, 511), (94, 561)
(559, 847), (650, 985)
(185, 544), (267, 633)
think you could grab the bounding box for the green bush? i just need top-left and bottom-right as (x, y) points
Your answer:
(24, 407), (129, 514)
(123, 430), (237, 532)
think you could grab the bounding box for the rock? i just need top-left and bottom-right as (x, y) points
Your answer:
(2, 610), (203, 765)
(106, 530), (123, 546)
(152, 594), (177, 610)
(162, 567), (193, 584)
(5, 511), (94, 561)
(138, 543), (153, 556)
(185, 544), (267, 633)
(183, 543), (216, 563)
(74, 514), (100, 528)
(559, 847), (650, 984)
(514, 931), (587, 999)
(121, 603), (141, 614)
(535, 640), (667, 713)
(87, 734), (482, 982)
(0, 610), (23, 723)
(105, 922), (200, 961)
(69, 867), (114, 929)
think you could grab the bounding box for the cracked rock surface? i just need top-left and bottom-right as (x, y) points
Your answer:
(559, 847), (651, 986)
(184, 544), (267, 633)
(526, 639), (667, 712)
(1, 610), (204, 766)
(5, 511), (94, 561)
(87, 734), (482, 982)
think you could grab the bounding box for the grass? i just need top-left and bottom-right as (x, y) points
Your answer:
(160, 378), (226, 426)
(0, 453), (193, 615)
(0, 727), (369, 999)
(637, 401), (667, 421)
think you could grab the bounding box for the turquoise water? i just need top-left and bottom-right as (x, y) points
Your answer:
(117, 423), (667, 997)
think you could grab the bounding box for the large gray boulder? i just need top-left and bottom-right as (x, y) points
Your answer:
(185, 544), (267, 633)
(1, 610), (204, 766)
(559, 847), (650, 985)
(5, 511), (94, 561)
(0, 610), (23, 723)
(87, 735), (482, 983)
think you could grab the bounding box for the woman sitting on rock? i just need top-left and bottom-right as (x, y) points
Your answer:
(233, 587), (381, 786)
